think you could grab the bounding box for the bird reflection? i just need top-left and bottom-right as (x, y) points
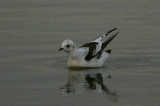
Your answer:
(60, 68), (118, 102)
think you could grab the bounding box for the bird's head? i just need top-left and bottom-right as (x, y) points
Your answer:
(59, 39), (76, 53)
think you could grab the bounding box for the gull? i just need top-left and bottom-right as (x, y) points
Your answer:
(59, 28), (119, 67)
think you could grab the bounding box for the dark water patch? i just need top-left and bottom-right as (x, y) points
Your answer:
(105, 54), (160, 70)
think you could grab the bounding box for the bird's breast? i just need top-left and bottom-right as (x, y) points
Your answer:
(68, 59), (79, 67)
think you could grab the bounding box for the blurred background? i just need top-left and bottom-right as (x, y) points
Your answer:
(0, 0), (160, 105)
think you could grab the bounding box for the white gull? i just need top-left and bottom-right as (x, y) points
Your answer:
(59, 28), (119, 68)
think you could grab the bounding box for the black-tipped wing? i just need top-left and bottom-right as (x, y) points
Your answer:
(93, 28), (117, 42)
(94, 31), (119, 58)
(80, 30), (119, 61)
(101, 31), (119, 52)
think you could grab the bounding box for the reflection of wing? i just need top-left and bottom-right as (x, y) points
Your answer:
(85, 74), (96, 89)
(60, 69), (118, 102)
(85, 73), (118, 102)
(93, 28), (117, 42)
(79, 28), (119, 61)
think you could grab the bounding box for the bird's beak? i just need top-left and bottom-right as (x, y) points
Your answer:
(59, 48), (64, 51)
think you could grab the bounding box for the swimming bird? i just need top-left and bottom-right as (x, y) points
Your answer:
(59, 28), (119, 67)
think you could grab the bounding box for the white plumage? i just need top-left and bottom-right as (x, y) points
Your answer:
(59, 28), (119, 68)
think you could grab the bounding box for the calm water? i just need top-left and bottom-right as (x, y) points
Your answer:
(0, 0), (160, 106)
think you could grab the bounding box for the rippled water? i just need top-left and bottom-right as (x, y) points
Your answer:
(0, 0), (160, 105)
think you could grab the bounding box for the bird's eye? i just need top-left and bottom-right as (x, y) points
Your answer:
(66, 45), (70, 48)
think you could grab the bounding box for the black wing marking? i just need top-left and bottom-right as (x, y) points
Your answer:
(86, 31), (119, 61)
(80, 42), (98, 61)
(101, 31), (119, 51)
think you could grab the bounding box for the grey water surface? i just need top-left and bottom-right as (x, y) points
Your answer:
(0, 0), (160, 106)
